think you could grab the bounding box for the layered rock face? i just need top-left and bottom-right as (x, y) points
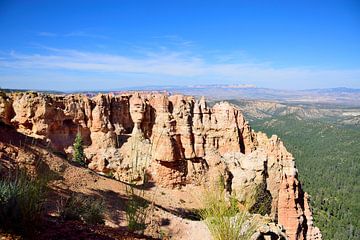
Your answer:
(0, 91), (321, 240)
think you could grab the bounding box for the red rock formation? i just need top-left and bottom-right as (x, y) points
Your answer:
(0, 91), (321, 239)
(304, 193), (322, 240)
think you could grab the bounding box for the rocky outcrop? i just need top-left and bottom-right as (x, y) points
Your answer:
(0, 91), (320, 240)
(304, 193), (322, 240)
(251, 221), (288, 240)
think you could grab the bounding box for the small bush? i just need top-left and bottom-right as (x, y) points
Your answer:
(105, 171), (114, 178)
(125, 187), (149, 232)
(249, 181), (272, 216)
(60, 195), (84, 221)
(200, 183), (257, 240)
(60, 194), (105, 225)
(73, 133), (86, 166)
(82, 198), (105, 224)
(0, 170), (47, 235)
(124, 137), (157, 233)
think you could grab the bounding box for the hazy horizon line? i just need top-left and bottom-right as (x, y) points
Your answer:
(1, 84), (359, 93)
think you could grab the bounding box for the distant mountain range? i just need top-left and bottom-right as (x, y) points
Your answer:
(163, 85), (360, 106)
(2, 85), (360, 106)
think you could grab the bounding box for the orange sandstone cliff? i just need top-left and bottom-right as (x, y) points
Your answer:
(0, 91), (321, 240)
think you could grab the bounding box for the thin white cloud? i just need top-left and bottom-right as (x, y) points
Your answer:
(38, 32), (58, 37)
(0, 48), (205, 76)
(37, 31), (108, 39)
(0, 47), (359, 89)
(152, 35), (195, 48)
(64, 31), (109, 39)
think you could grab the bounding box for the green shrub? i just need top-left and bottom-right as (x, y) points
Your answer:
(125, 187), (149, 232)
(249, 181), (272, 216)
(60, 194), (105, 225)
(82, 198), (105, 224)
(0, 170), (47, 235)
(200, 183), (257, 240)
(73, 133), (86, 166)
(124, 135), (158, 233)
(60, 194), (84, 221)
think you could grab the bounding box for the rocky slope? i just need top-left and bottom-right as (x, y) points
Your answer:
(0, 91), (321, 240)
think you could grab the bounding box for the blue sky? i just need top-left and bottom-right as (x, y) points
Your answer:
(0, 0), (359, 91)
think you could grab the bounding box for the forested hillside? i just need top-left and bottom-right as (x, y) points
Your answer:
(251, 116), (360, 240)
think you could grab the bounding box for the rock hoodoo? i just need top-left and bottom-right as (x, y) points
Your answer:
(0, 91), (321, 240)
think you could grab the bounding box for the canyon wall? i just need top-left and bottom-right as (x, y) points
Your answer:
(0, 91), (321, 240)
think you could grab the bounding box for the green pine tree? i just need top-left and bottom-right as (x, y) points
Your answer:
(73, 133), (85, 166)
